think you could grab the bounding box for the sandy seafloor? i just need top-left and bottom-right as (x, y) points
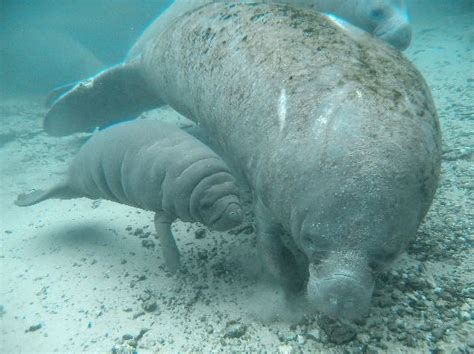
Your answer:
(1, 7), (473, 354)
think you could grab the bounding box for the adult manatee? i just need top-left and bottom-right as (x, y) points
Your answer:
(42, 3), (441, 320)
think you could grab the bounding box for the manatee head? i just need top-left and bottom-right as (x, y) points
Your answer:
(292, 171), (423, 320)
(365, 0), (412, 50)
(198, 182), (243, 231)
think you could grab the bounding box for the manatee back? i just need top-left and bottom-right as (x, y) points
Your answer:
(68, 120), (166, 205)
(127, 0), (212, 60)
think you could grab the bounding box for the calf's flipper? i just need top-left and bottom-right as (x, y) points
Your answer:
(154, 212), (180, 274)
(255, 200), (306, 294)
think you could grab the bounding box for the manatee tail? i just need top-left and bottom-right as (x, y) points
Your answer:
(44, 61), (162, 136)
(15, 183), (78, 207)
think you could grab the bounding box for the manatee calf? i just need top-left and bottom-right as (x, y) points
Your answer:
(41, 3), (441, 320)
(16, 120), (243, 273)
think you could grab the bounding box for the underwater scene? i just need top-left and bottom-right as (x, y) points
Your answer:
(0, 0), (472, 352)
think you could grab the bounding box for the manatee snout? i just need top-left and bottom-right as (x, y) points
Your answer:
(200, 194), (243, 231)
(307, 253), (374, 320)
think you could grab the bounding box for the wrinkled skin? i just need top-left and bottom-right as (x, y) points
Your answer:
(16, 120), (243, 273)
(43, 3), (440, 320)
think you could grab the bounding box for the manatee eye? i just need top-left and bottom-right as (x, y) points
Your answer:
(370, 7), (385, 19)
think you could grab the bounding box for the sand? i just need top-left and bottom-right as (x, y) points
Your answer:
(1, 5), (472, 354)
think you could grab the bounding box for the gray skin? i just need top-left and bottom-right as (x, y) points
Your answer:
(43, 0), (411, 132)
(136, 0), (412, 52)
(16, 120), (243, 273)
(42, 3), (441, 320)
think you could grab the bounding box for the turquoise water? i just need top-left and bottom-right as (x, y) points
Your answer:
(0, 1), (472, 352)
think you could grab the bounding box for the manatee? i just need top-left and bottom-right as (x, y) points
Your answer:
(41, 2), (441, 320)
(16, 120), (243, 273)
(305, 0), (412, 50)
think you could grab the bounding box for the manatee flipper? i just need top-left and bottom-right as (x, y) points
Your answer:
(154, 212), (180, 274)
(255, 200), (307, 294)
(45, 81), (78, 107)
(44, 61), (162, 136)
(15, 183), (77, 206)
